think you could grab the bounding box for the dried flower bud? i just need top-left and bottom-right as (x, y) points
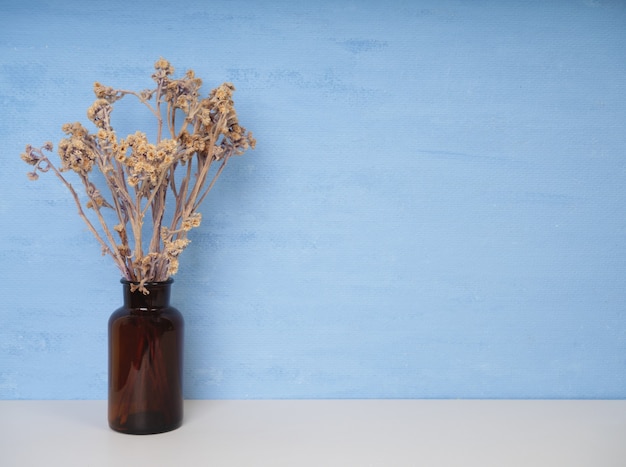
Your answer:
(181, 212), (202, 231)
(58, 137), (96, 174)
(87, 99), (112, 128)
(20, 151), (38, 166)
(139, 89), (153, 102)
(154, 58), (174, 76)
(167, 258), (179, 276)
(61, 122), (89, 138)
(117, 244), (131, 257)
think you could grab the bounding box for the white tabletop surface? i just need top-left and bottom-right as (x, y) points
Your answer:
(1, 399), (625, 466)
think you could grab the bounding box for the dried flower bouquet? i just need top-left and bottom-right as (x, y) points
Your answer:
(21, 58), (255, 292)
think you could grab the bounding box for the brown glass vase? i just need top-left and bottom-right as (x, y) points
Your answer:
(108, 279), (184, 434)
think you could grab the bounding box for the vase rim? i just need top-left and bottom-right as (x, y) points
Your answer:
(120, 278), (174, 286)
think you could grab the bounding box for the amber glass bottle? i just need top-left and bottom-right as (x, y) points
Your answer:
(108, 279), (184, 434)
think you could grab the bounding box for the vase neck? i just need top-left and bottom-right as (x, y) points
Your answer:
(122, 279), (173, 310)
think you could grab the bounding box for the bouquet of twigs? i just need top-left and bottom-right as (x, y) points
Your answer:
(21, 58), (255, 292)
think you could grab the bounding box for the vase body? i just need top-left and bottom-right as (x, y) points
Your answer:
(108, 279), (184, 434)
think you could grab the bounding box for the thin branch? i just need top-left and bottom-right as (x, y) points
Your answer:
(192, 156), (229, 212)
(38, 158), (129, 278)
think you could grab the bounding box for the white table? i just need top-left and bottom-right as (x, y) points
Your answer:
(1, 400), (625, 466)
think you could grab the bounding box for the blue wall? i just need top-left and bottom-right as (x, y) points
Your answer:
(1, 0), (625, 399)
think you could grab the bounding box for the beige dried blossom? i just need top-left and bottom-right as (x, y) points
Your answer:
(93, 82), (123, 103)
(21, 58), (255, 293)
(57, 136), (96, 174)
(181, 213), (202, 231)
(87, 99), (113, 128)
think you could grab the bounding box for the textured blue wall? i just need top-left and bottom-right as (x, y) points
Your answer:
(1, 0), (625, 400)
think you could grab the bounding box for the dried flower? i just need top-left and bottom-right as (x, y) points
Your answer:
(182, 213), (202, 231)
(87, 99), (113, 128)
(21, 58), (255, 293)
